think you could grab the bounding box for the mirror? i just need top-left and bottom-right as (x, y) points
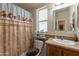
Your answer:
(54, 5), (75, 31)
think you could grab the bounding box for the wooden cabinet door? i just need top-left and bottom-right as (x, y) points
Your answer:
(46, 44), (62, 56)
(63, 49), (79, 56)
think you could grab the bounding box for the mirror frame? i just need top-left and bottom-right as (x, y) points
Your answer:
(53, 4), (76, 32)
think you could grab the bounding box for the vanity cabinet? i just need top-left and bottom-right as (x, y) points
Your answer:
(46, 44), (62, 56)
(63, 49), (79, 56)
(46, 44), (79, 56)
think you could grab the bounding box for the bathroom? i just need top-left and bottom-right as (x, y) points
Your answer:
(0, 2), (79, 56)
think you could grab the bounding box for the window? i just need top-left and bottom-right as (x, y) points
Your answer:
(38, 8), (48, 32)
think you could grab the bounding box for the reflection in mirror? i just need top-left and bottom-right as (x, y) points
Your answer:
(54, 5), (75, 31)
(71, 11), (75, 31)
(58, 20), (65, 31)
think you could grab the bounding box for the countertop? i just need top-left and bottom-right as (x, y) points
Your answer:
(45, 38), (79, 52)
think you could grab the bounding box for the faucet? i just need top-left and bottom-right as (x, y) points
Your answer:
(74, 31), (78, 42)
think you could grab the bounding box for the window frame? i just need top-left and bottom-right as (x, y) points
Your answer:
(36, 6), (48, 33)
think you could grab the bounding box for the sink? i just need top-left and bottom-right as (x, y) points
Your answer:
(53, 38), (76, 45)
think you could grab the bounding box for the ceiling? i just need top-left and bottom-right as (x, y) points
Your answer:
(15, 3), (49, 12)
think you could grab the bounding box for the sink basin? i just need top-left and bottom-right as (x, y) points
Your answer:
(53, 38), (76, 45)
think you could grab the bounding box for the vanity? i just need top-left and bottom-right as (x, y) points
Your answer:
(46, 38), (79, 56)
(45, 4), (79, 56)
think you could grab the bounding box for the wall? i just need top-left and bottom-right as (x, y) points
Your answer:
(32, 4), (77, 38)
(31, 9), (37, 34)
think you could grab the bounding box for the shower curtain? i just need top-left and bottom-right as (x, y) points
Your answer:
(0, 19), (33, 56)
